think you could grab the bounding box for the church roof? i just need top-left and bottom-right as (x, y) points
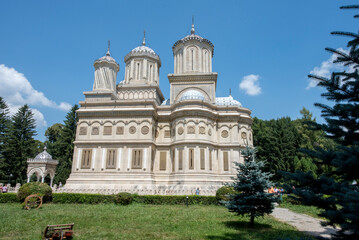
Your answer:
(124, 32), (161, 64)
(172, 23), (214, 56)
(216, 95), (242, 107)
(94, 48), (120, 70)
(180, 90), (205, 101)
(34, 147), (52, 160)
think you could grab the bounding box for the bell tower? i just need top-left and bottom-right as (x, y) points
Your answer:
(169, 21), (217, 104)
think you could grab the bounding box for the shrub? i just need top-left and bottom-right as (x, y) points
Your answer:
(114, 192), (133, 205)
(216, 186), (235, 203)
(17, 182), (52, 203)
(134, 195), (217, 205)
(53, 193), (114, 204)
(0, 193), (19, 203)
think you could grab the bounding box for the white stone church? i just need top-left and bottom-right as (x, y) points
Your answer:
(63, 24), (253, 196)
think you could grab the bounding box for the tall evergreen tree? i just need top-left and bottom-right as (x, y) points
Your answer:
(225, 147), (277, 227)
(53, 105), (78, 184)
(253, 117), (301, 180)
(0, 97), (10, 181)
(4, 104), (36, 184)
(284, 5), (359, 239)
(44, 123), (64, 158)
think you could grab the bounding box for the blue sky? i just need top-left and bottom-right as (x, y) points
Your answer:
(0, 0), (357, 141)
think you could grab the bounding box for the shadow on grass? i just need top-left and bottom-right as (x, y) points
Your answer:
(207, 220), (312, 240)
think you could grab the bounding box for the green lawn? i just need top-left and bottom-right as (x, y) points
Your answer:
(279, 202), (323, 219)
(0, 203), (313, 240)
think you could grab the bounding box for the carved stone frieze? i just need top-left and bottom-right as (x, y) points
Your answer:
(241, 132), (247, 139)
(164, 130), (171, 138)
(79, 127), (87, 135)
(129, 126), (137, 134)
(178, 127), (184, 135)
(221, 130), (229, 138)
(141, 126), (149, 135)
(92, 127), (99, 135)
(103, 126), (112, 135)
(116, 126), (124, 135)
(187, 126), (195, 134)
(199, 126), (206, 134)
(208, 128), (212, 136)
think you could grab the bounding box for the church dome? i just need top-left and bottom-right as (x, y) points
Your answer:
(179, 89), (205, 101)
(172, 23), (214, 56)
(124, 34), (161, 64)
(94, 49), (120, 71)
(216, 95), (242, 107)
(34, 147), (52, 160)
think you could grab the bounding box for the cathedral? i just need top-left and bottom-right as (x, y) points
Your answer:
(63, 23), (253, 196)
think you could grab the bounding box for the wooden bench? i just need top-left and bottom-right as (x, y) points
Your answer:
(42, 223), (74, 240)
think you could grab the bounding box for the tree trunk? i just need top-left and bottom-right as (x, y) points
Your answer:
(250, 214), (255, 227)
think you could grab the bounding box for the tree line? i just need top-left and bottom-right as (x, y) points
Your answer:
(252, 107), (336, 181)
(0, 98), (78, 185)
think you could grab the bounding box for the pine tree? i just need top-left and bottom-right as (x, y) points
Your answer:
(225, 147), (277, 227)
(4, 104), (36, 184)
(53, 104), (78, 184)
(284, 5), (359, 239)
(253, 117), (301, 180)
(0, 97), (10, 181)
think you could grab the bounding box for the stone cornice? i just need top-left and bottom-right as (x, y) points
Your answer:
(168, 73), (218, 83)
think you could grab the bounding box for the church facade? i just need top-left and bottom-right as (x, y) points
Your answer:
(63, 24), (253, 196)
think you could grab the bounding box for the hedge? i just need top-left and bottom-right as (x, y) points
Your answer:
(0, 193), (19, 203)
(1, 192), (218, 205)
(53, 193), (115, 204)
(133, 195), (217, 205)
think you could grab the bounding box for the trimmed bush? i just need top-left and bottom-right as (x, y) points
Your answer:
(51, 193), (216, 205)
(114, 192), (133, 205)
(53, 193), (114, 204)
(17, 182), (52, 203)
(134, 195), (217, 205)
(0, 193), (19, 203)
(215, 186), (235, 203)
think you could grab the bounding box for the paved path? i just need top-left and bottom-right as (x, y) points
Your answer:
(271, 207), (339, 239)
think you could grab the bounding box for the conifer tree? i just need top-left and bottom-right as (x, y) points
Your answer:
(225, 147), (277, 227)
(53, 104), (78, 184)
(0, 97), (10, 181)
(4, 104), (36, 184)
(284, 5), (359, 239)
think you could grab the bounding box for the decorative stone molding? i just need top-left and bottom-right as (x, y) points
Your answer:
(208, 128), (212, 136)
(178, 127), (184, 135)
(164, 130), (171, 138)
(116, 126), (124, 135)
(187, 126), (195, 134)
(199, 126), (206, 134)
(79, 127), (87, 135)
(92, 127), (99, 135)
(221, 130), (229, 138)
(103, 126), (112, 135)
(241, 132), (247, 139)
(141, 126), (149, 135)
(129, 126), (137, 134)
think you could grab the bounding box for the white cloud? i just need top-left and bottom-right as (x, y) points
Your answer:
(239, 74), (262, 96)
(307, 48), (351, 89)
(0, 64), (71, 127)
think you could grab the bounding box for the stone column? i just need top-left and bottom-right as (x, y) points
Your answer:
(27, 176), (30, 183)
(50, 177), (53, 187)
(143, 59), (147, 81)
(41, 176), (44, 183)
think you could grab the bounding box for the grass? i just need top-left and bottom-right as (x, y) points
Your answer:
(0, 203), (313, 240)
(279, 202), (324, 219)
